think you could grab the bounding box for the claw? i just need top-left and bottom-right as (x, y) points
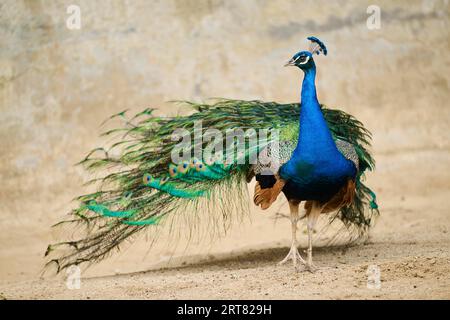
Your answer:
(305, 262), (318, 273)
(278, 245), (306, 270)
(305, 248), (318, 273)
(271, 212), (290, 221)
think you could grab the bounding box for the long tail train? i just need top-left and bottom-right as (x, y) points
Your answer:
(45, 99), (378, 272)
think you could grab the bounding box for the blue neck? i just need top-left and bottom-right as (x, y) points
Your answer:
(279, 65), (358, 194)
(301, 68), (319, 106)
(293, 67), (336, 156)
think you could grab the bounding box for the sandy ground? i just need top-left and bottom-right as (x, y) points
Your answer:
(1, 149), (449, 300)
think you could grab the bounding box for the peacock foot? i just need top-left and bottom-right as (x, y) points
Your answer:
(305, 248), (317, 273)
(278, 245), (306, 270)
(305, 262), (318, 273)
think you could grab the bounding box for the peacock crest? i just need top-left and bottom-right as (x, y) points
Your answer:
(307, 36), (328, 56)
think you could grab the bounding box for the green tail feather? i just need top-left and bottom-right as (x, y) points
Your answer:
(45, 99), (378, 272)
(86, 201), (136, 218)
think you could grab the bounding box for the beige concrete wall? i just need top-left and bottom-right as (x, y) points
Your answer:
(0, 0), (449, 279)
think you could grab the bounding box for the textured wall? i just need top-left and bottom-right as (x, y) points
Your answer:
(1, 0), (449, 279)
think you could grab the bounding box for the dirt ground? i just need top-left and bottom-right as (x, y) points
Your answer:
(1, 149), (449, 300)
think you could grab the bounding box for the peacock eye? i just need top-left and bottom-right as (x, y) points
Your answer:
(169, 164), (179, 177)
(205, 156), (214, 165)
(143, 173), (153, 184)
(298, 55), (310, 65)
(195, 161), (206, 172)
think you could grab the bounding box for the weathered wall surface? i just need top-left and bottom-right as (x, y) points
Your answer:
(1, 0), (449, 280)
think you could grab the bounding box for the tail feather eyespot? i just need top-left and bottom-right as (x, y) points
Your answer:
(169, 164), (178, 177)
(190, 158), (199, 168)
(143, 173), (154, 185)
(204, 156), (215, 166)
(178, 161), (190, 174)
(195, 161), (206, 172)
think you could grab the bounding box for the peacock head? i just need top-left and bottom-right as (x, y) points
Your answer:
(285, 36), (327, 71)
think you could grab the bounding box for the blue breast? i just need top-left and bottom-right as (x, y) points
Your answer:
(280, 150), (356, 201)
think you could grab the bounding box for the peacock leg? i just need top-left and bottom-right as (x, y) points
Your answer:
(278, 201), (306, 270)
(305, 201), (322, 272)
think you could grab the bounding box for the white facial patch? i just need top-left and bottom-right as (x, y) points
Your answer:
(291, 56), (301, 63)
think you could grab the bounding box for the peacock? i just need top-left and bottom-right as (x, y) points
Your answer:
(45, 37), (378, 273)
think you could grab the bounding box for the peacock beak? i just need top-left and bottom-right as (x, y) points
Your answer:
(284, 58), (296, 67)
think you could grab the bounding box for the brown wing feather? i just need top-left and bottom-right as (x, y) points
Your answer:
(304, 179), (356, 214)
(253, 175), (286, 210)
